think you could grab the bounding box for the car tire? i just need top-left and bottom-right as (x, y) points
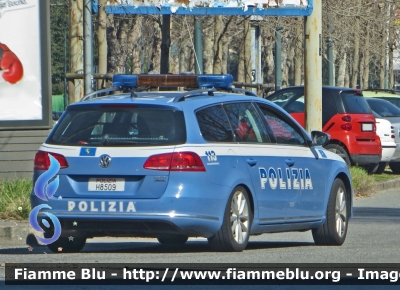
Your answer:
(324, 144), (351, 167)
(208, 186), (253, 252)
(374, 162), (387, 174)
(312, 178), (348, 245)
(389, 162), (400, 174)
(157, 235), (188, 245)
(362, 163), (379, 174)
(46, 236), (86, 253)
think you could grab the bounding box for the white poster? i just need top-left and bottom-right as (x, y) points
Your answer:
(0, 0), (42, 121)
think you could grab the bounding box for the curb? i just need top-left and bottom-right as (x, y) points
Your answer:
(0, 221), (43, 242)
(374, 178), (400, 192)
(0, 179), (399, 243)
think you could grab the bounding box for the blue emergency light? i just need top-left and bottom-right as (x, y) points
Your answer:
(112, 74), (233, 90)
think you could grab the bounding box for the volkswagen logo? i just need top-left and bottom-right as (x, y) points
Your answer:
(99, 154), (111, 168)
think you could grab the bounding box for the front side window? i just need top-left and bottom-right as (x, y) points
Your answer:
(47, 106), (186, 146)
(257, 105), (306, 146)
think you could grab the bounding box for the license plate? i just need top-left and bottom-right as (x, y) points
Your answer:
(362, 123), (373, 131)
(88, 178), (125, 191)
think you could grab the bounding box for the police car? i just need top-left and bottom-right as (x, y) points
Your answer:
(31, 74), (353, 252)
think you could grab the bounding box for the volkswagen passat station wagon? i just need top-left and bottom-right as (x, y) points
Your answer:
(31, 74), (353, 252)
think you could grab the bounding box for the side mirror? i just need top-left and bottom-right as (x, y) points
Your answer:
(311, 131), (330, 147)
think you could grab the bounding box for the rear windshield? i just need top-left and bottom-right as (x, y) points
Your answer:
(47, 106), (186, 146)
(367, 98), (400, 117)
(341, 92), (372, 114)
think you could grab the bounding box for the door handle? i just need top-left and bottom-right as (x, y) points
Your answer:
(246, 159), (257, 167)
(285, 159), (295, 167)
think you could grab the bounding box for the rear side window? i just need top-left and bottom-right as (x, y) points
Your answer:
(47, 107), (186, 146)
(322, 90), (337, 126)
(341, 93), (372, 114)
(379, 97), (400, 109)
(367, 99), (400, 117)
(223, 102), (271, 143)
(196, 105), (234, 142)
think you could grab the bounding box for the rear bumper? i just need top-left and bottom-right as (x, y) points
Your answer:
(349, 154), (381, 165)
(390, 142), (400, 161)
(30, 184), (229, 239)
(381, 144), (396, 162)
(37, 215), (220, 238)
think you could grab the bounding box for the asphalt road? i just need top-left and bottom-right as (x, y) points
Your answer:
(0, 187), (399, 289)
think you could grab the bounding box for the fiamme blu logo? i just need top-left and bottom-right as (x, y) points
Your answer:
(29, 155), (62, 245)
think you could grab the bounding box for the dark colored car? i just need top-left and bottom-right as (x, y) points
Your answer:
(266, 86), (382, 169)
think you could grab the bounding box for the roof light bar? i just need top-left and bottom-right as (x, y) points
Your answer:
(112, 74), (233, 90)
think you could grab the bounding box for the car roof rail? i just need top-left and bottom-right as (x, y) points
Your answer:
(172, 87), (257, 102)
(80, 88), (119, 102)
(173, 88), (216, 102)
(364, 88), (396, 94)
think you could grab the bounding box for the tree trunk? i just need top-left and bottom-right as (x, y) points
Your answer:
(350, 13), (360, 88)
(336, 50), (346, 87)
(388, 2), (394, 90)
(262, 26), (274, 85)
(69, 0), (84, 103)
(131, 17), (143, 74)
(294, 18), (303, 86)
(150, 18), (162, 73)
(97, 0), (107, 88)
(213, 16), (224, 74)
(243, 18), (252, 83)
(202, 17), (214, 75)
(362, 26), (370, 89)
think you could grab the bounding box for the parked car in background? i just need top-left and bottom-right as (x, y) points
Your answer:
(365, 98), (400, 173)
(266, 86), (382, 172)
(363, 89), (400, 109)
(52, 111), (64, 121)
(373, 115), (396, 174)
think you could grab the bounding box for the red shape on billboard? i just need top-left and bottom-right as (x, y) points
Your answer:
(0, 43), (24, 84)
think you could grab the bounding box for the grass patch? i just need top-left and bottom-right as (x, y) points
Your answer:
(372, 168), (400, 183)
(350, 166), (377, 197)
(0, 178), (32, 220)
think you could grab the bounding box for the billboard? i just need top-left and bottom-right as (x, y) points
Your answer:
(95, 0), (313, 16)
(0, 0), (51, 129)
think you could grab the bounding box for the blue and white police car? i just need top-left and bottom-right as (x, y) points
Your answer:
(31, 74), (353, 252)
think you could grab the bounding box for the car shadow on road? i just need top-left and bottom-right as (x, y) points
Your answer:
(0, 239), (315, 255)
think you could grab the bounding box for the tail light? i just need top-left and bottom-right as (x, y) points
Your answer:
(34, 150), (69, 170)
(340, 123), (352, 131)
(341, 115), (351, 122)
(340, 115), (352, 131)
(144, 152), (206, 172)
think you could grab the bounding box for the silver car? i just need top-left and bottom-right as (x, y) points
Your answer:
(366, 98), (400, 173)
